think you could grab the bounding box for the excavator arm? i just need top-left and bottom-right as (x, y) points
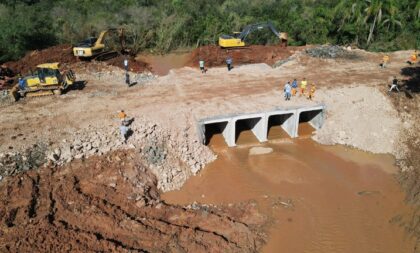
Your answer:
(219, 21), (286, 48)
(238, 22), (280, 41)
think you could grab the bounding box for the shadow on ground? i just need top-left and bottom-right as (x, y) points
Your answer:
(400, 66), (420, 98)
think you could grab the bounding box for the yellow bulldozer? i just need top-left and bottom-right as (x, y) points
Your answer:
(10, 63), (76, 100)
(218, 21), (287, 48)
(73, 28), (126, 60)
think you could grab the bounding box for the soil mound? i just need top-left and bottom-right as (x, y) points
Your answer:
(5, 44), (149, 75)
(0, 150), (266, 252)
(5, 44), (76, 75)
(106, 55), (149, 73)
(187, 45), (302, 67)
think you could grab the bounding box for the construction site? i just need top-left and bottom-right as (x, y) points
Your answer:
(0, 25), (420, 252)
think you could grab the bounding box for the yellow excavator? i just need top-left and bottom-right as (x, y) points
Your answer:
(10, 63), (76, 100)
(218, 22), (287, 48)
(73, 28), (126, 60)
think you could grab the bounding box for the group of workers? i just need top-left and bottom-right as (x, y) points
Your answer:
(198, 56), (234, 74)
(284, 78), (316, 101)
(381, 50), (418, 68)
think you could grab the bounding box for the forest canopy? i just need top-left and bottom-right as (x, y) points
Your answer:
(0, 0), (419, 62)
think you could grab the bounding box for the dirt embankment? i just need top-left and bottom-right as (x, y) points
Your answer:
(4, 44), (149, 75)
(187, 45), (303, 68)
(387, 65), (420, 247)
(0, 150), (266, 253)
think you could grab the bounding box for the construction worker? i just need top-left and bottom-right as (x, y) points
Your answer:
(307, 83), (316, 100)
(291, 78), (298, 96)
(118, 110), (127, 121)
(380, 54), (390, 68)
(407, 50), (418, 65)
(226, 56), (233, 71)
(300, 77), (307, 96)
(119, 122), (129, 143)
(199, 59), (206, 73)
(389, 76), (399, 93)
(284, 81), (292, 101)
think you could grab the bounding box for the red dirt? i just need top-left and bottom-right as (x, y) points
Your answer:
(4, 44), (149, 75)
(106, 55), (149, 73)
(187, 45), (304, 68)
(0, 150), (266, 253)
(4, 44), (77, 75)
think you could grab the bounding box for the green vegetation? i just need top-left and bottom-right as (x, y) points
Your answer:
(0, 0), (419, 62)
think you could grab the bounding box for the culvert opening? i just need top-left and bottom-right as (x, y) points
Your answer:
(298, 109), (322, 136)
(235, 118), (261, 144)
(267, 114), (293, 139)
(204, 122), (228, 145)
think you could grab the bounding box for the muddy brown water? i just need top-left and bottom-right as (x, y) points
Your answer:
(163, 124), (415, 252)
(136, 52), (190, 76)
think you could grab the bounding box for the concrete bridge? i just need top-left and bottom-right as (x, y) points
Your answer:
(198, 105), (325, 147)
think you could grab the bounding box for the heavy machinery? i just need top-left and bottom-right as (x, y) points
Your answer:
(73, 28), (126, 60)
(10, 63), (75, 100)
(218, 22), (287, 48)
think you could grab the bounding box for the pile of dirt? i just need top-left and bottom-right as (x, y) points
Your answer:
(105, 55), (149, 73)
(0, 150), (266, 252)
(4, 44), (149, 75)
(187, 45), (302, 68)
(5, 44), (76, 74)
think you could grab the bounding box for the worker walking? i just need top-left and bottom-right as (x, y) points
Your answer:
(124, 59), (130, 85)
(199, 59), (206, 73)
(226, 56), (233, 71)
(380, 54), (390, 68)
(119, 123), (129, 143)
(307, 83), (316, 100)
(389, 76), (400, 93)
(284, 81), (292, 101)
(117, 110), (133, 126)
(300, 78), (307, 96)
(291, 79), (298, 96)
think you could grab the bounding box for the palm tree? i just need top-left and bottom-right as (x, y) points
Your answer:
(364, 0), (401, 45)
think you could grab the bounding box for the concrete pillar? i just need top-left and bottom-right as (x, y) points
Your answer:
(266, 110), (297, 138)
(233, 114), (266, 145)
(296, 105), (326, 136)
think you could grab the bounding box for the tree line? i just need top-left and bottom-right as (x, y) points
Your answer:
(0, 0), (419, 62)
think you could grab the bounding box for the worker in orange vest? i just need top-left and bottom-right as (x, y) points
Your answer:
(380, 54), (390, 68)
(407, 50), (418, 65)
(307, 83), (316, 100)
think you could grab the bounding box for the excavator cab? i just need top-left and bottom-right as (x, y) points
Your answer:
(73, 28), (125, 60)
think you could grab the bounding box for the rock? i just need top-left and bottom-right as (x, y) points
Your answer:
(54, 148), (61, 157)
(249, 147), (273, 156)
(74, 154), (84, 159)
(61, 145), (72, 160)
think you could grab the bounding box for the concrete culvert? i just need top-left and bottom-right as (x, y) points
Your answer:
(235, 118), (262, 143)
(298, 109), (324, 136)
(204, 121), (228, 145)
(267, 113), (294, 139)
